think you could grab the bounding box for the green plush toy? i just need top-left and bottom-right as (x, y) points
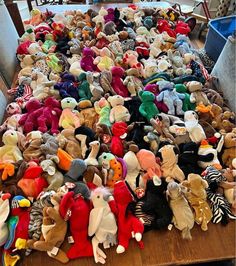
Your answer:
(46, 54), (63, 73)
(175, 84), (196, 111)
(139, 91), (159, 121)
(42, 34), (57, 54)
(78, 72), (93, 102)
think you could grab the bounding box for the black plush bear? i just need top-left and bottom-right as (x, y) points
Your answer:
(137, 179), (173, 231)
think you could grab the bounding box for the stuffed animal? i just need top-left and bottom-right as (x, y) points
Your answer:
(23, 131), (44, 162)
(0, 193), (11, 246)
(174, 34), (193, 56)
(80, 47), (97, 72)
(175, 84), (196, 111)
(182, 173), (212, 231)
(222, 129), (236, 168)
(123, 69), (143, 97)
(0, 130), (23, 164)
(108, 95), (130, 124)
(167, 181), (194, 240)
(100, 70), (116, 95)
(77, 72), (93, 102)
(167, 50), (192, 76)
(68, 38), (82, 54)
(157, 80), (185, 116)
(139, 91), (159, 121)
(184, 111), (206, 143)
(113, 181), (144, 253)
(141, 57), (159, 79)
(186, 81), (210, 106)
(158, 144), (185, 183)
(136, 149), (162, 185)
(111, 66), (129, 97)
(59, 97), (82, 129)
(202, 166), (236, 224)
(94, 97), (111, 127)
(86, 72), (104, 102)
(124, 97), (145, 123)
(92, 47), (115, 71)
(89, 187), (117, 264)
(84, 141), (100, 166)
(59, 191), (93, 259)
(54, 73), (80, 101)
(110, 122), (128, 157)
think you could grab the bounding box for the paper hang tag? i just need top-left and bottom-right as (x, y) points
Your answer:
(153, 176), (162, 186)
(50, 246), (59, 256)
(68, 236), (74, 244)
(168, 224), (173, 231)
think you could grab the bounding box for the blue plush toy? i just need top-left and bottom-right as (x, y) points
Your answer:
(156, 80), (185, 116)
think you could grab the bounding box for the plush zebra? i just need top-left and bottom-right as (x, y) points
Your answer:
(203, 166), (236, 224)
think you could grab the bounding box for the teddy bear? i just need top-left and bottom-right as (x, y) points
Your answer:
(0, 130), (23, 164)
(167, 181), (194, 240)
(186, 81), (210, 106)
(110, 122), (128, 158)
(108, 95), (131, 124)
(80, 47), (98, 72)
(100, 70), (116, 95)
(123, 50), (144, 77)
(54, 73), (80, 101)
(77, 72), (93, 102)
(174, 34), (193, 56)
(141, 57), (159, 79)
(111, 66), (129, 97)
(156, 80), (185, 116)
(91, 47), (115, 72)
(92, 7), (108, 25)
(86, 72), (104, 102)
(94, 97), (111, 127)
(123, 69), (143, 97)
(68, 38), (82, 54)
(23, 131), (44, 162)
(182, 173), (213, 231)
(175, 84), (196, 111)
(222, 129), (236, 168)
(37, 97), (62, 135)
(59, 97), (82, 129)
(167, 50), (192, 76)
(40, 133), (60, 162)
(113, 181), (144, 253)
(139, 91), (159, 121)
(158, 144), (185, 183)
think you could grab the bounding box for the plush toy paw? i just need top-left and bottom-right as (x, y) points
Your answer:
(38, 126), (48, 133)
(116, 245), (125, 254)
(135, 232), (142, 242)
(15, 238), (27, 249)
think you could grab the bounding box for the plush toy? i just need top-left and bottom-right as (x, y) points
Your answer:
(167, 50), (192, 76)
(23, 131), (44, 162)
(68, 38), (82, 54)
(156, 80), (185, 116)
(3, 195), (31, 266)
(17, 161), (48, 198)
(175, 84), (196, 111)
(92, 47), (115, 71)
(186, 81), (210, 106)
(175, 21), (191, 35)
(124, 97), (144, 123)
(158, 144), (185, 182)
(126, 123), (150, 150)
(139, 91), (159, 121)
(111, 66), (129, 97)
(222, 129), (236, 168)
(167, 181), (194, 240)
(108, 95), (131, 124)
(110, 122), (128, 157)
(89, 187), (117, 264)
(136, 149), (162, 185)
(184, 111), (206, 143)
(100, 70), (116, 95)
(174, 34), (193, 56)
(198, 139), (223, 170)
(0, 193), (11, 246)
(140, 58), (158, 79)
(87, 72), (104, 102)
(182, 174), (212, 231)
(94, 97), (111, 127)
(84, 141), (100, 166)
(80, 47), (97, 72)
(59, 191), (93, 259)
(40, 133), (59, 161)
(113, 181), (144, 253)
(108, 40), (124, 66)
(54, 73), (80, 101)
(92, 7), (108, 25)
(123, 50), (144, 77)
(202, 166), (236, 224)
(157, 19), (176, 38)
(123, 69), (143, 97)
(59, 97), (82, 129)
(0, 130), (23, 164)
(77, 72), (93, 102)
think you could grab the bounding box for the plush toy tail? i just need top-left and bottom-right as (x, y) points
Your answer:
(181, 227), (192, 240)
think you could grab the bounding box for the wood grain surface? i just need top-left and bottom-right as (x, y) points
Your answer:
(19, 221), (235, 266)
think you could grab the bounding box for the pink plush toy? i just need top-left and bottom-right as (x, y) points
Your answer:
(37, 97), (62, 135)
(136, 149), (162, 185)
(123, 51), (144, 77)
(18, 98), (43, 133)
(144, 84), (169, 113)
(80, 47), (98, 72)
(111, 66), (129, 97)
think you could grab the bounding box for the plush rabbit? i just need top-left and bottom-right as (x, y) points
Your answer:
(88, 187), (117, 264)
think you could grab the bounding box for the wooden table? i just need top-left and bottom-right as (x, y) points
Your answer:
(19, 222), (235, 266)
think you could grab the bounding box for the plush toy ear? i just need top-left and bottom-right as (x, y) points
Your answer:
(88, 208), (104, 237)
(181, 180), (189, 188)
(201, 179), (209, 189)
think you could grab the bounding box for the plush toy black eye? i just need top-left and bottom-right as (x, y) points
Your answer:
(97, 195), (100, 198)
(104, 155), (107, 159)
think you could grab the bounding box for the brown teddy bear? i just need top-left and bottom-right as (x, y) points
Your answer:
(222, 128), (236, 168)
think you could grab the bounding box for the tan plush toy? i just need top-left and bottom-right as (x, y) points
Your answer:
(182, 174), (213, 231)
(167, 181), (194, 240)
(108, 95), (130, 124)
(186, 81), (210, 106)
(23, 131), (44, 162)
(222, 128), (236, 168)
(158, 144), (185, 182)
(85, 141), (100, 166)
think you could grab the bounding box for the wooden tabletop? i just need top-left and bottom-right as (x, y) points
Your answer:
(19, 221), (235, 266)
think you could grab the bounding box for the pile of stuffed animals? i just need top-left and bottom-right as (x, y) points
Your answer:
(0, 4), (236, 266)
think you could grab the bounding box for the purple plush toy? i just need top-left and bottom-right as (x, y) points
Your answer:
(80, 47), (97, 72)
(104, 8), (115, 23)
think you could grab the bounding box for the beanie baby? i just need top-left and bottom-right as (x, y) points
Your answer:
(110, 122), (128, 157)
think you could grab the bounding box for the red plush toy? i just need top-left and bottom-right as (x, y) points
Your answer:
(95, 37), (110, 49)
(16, 40), (33, 55)
(113, 181), (144, 254)
(135, 41), (150, 58)
(38, 97), (62, 135)
(111, 66), (129, 97)
(59, 191), (93, 259)
(110, 122), (128, 157)
(175, 21), (191, 35)
(34, 24), (52, 40)
(157, 19), (176, 38)
(17, 161), (48, 199)
(18, 98), (43, 133)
